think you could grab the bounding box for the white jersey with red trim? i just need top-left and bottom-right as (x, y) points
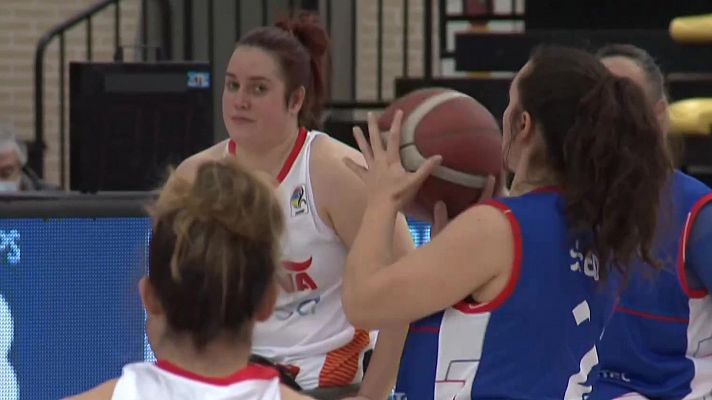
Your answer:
(226, 129), (370, 390)
(111, 361), (282, 400)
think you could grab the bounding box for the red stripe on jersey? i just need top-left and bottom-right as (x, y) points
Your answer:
(677, 193), (712, 298)
(155, 360), (278, 386)
(226, 127), (308, 184)
(453, 200), (522, 314)
(531, 186), (562, 193)
(615, 305), (690, 324)
(276, 127), (308, 183)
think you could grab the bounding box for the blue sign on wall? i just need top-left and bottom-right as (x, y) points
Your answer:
(0, 217), (430, 399)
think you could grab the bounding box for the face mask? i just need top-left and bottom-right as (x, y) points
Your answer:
(0, 180), (19, 192)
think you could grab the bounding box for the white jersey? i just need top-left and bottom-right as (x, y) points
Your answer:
(111, 361), (282, 400)
(226, 129), (369, 390)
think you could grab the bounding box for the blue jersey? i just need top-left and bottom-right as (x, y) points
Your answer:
(591, 171), (712, 400)
(394, 190), (616, 400)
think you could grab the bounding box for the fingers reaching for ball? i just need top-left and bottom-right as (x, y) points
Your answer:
(345, 110), (442, 209)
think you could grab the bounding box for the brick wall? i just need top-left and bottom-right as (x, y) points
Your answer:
(0, 0), (140, 186)
(0, 0), (520, 186)
(355, 0), (433, 102)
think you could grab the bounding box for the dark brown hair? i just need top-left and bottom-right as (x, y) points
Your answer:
(237, 12), (330, 130)
(516, 45), (672, 279)
(148, 160), (284, 349)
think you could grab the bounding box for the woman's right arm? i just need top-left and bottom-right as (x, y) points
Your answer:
(344, 203), (514, 329)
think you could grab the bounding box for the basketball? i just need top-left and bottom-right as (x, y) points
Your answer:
(378, 88), (503, 218)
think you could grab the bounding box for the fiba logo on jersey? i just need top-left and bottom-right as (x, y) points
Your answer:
(290, 185), (309, 217)
(0, 295), (18, 400)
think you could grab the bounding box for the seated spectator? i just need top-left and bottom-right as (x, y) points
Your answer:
(0, 124), (58, 192)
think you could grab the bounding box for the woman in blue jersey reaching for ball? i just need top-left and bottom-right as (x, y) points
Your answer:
(341, 45), (672, 399)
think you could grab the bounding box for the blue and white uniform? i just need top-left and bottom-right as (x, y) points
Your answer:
(591, 171), (712, 400)
(395, 190), (616, 399)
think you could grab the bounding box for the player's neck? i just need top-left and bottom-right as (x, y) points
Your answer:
(509, 168), (559, 196)
(233, 126), (301, 180)
(509, 148), (559, 196)
(155, 334), (252, 377)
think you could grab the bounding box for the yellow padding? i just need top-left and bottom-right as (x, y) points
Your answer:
(670, 14), (712, 43)
(669, 98), (712, 136)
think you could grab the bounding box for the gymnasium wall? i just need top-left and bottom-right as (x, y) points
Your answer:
(0, 0), (140, 186)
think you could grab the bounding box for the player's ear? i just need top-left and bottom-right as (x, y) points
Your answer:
(654, 98), (670, 135)
(288, 86), (306, 116)
(139, 277), (163, 316)
(519, 110), (535, 141)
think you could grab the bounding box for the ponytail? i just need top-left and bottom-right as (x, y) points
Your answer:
(562, 75), (671, 277)
(276, 12), (330, 130)
(518, 45), (672, 281)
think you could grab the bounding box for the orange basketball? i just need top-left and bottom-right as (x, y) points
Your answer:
(379, 88), (503, 218)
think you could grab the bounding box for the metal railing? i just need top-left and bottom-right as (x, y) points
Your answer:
(33, 0), (172, 182)
(189, 0), (439, 110)
(221, 0), (522, 109)
(32, 0), (524, 183)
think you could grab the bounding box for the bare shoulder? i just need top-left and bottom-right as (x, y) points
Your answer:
(310, 132), (414, 250)
(445, 202), (515, 293)
(444, 203), (516, 253)
(308, 133), (365, 195)
(280, 385), (315, 399)
(454, 201), (513, 236)
(63, 379), (118, 400)
(174, 140), (228, 182)
(307, 134), (367, 223)
(431, 202), (515, 276)
(310, 133), (365, 171)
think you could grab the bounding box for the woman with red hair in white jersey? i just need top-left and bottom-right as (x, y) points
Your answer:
(169, 12), (412, 399)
